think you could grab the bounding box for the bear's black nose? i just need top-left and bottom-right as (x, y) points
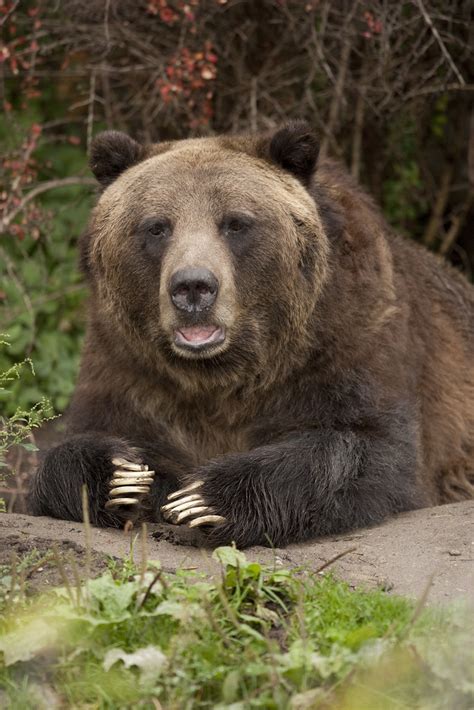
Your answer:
(170, 267), (219, 313)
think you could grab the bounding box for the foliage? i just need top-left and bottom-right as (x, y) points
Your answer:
(0, 108), (93, 414)
(382, 114), (429, 235)
(0, 545), (472, 708)
(0, 337), (54, 508)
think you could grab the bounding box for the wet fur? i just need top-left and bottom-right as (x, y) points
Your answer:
(29, 125), (474, 547)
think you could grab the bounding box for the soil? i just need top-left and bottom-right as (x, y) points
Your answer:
(0, 534), (113, 593)
(1, 501), (473, 605)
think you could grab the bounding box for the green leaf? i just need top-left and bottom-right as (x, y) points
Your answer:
(213, 546), (248, 569)
(0, 617), (63, 666)
(103, 646), (168, 685)
(86, 574), (136, 620)
(151, 599), (205, 623)
(221, 669), (240, 703)
(20, 442), (39, 452)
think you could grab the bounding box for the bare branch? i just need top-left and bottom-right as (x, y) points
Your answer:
(439, 193), (474, 256)
(402, 83), (474, 102)
(423, 165), (453, 247)
(415, 0), (465, 85)
(249, 76), (258, 132)
(87, 70), (97, 153)
(351, 65), (367, 180)
(1, 177), (96, 233)
(0, 0), (20, 28)
(320, 0), (360, 159)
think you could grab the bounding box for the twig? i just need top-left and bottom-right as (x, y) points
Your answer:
(138, 568), (165, 610)
(0, 0), (19, 28)
(439, 193), (474, 255)
(52, 545), (75, 603)
(351, 66), (367, 180)
(0, 177), (96, 232)
(415, 0), (465, 85)
(1, 283), (86, 322)
(320, 0), (359, 159)
(320, 37), (352, 159)
(104, 0), (111, 50)
(140, 522), (148, 586)
(6, 140), (36, 214)
(422, 164), (453, 246)
(87, 70), (97, 153)
(69, 553), (83, 605)
(314, 546), (357, 574)
(390, 83), (474, 105)
(407, 573), (434, 630)
(250, 76), (258, 132)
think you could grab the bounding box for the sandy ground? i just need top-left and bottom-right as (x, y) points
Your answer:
(1, 501), (473, 605)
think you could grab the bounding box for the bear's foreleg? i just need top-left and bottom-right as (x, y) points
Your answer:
(161, 424), (426, 548)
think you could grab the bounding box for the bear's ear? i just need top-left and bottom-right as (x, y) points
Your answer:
(89, 131), (145, 187)
(266, 121), (319, 185)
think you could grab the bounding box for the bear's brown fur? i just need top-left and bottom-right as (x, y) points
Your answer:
(30, 122), (474, 547)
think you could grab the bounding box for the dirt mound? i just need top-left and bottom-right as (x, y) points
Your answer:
(1, 501), (473, 604)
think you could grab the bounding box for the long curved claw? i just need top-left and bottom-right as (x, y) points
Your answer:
(106, 459), (154, 509)
(174, 505), (209, 523)
(161, 482), (226, 528)
(105, 497), (140, 509)
(112, 469), (154, 480)
(109, 485), (150, 497)
(161, 492), (206, 522)
(189, 515), (226, 528)
(161, 493), (202, 513)
(167, 480), (204, 500)
(162, 501), (207, 522)
(109, 477), (154, 487)
(112, 459), (148, 471)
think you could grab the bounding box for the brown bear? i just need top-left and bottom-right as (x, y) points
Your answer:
(29, 122), (474, 548)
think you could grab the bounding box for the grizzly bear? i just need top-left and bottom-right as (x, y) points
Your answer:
(29, 122), (474, 548)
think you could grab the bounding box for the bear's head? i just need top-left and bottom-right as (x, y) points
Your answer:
(82, 122), (331, 391)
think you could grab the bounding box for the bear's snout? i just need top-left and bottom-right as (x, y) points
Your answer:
(170, 267), (219, 314)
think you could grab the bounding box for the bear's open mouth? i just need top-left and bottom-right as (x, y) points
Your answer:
(174, 325), (226, 352)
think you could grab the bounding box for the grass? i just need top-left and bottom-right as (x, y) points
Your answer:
(0, 543), (472, 709)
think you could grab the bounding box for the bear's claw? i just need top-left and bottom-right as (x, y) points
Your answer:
(167, 480), (204, 499)
(189, 515), (227, 528)
(105, 459), (155, 509)
(161, 482), (226, 527)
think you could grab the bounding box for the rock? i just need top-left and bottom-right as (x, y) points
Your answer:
(1, 501), (473, 605)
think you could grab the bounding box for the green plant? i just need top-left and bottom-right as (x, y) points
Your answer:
(0, 337), (55, 509)
(0, 545), (472, 708)
(382, 114), (428, 236)
(0, 110), (93, 415)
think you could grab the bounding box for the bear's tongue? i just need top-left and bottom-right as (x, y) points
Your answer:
(177, 325), (219, 343)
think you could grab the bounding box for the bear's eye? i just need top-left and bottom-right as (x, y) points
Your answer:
(227, 219), (245, 233)
(147, 220), (170, 238)
(222, 215), (253, 237)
